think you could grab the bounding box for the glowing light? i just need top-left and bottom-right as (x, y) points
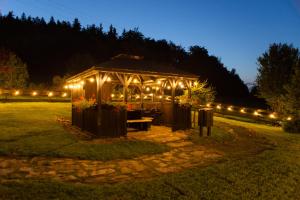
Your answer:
(64, 85), (68, 89)
(216, 105), (221, 110)
(111, 94), (115, 98)
(179, 81), (183, 85)
(157, 80), (161, 84)
(120, 94), (123, 98)
(135, 95), (140, 99)
(227, 106), (233, 111)
(159, 95), (162, 99)
(156, 87), (159, 91)
(194, 81), (198, 86)
(107, 77), (111, 82)
(68, 85), (74, 89)
(240, 108), (246, 113)
(149, 93), (153, 96)
(133, 78), (138, 83)
(48, 92), (53, 97)
(89, 78), (94, 83)
(80, 81), (85, 85)
(287, 116), (292, 121)
(253, 111), (259, 116)
(32, 91), (37, 96)
(269, 113), (276, 119)
(62, 93), (67, 97)
(206, 103), (211, 107)
(146, 87), (150, 92)
(167, 86), (171, 90)
(180, 84), (184, 89)
(14, 90), (19, 96)
(144, 96), (148, 99)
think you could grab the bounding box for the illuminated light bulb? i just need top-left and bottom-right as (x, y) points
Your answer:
(149, 93), (153, 96)
(111, 94), (115, 98)
(159, 95), (162, 99)
(48, 92), (53, 97)
(287, 116), (292, 121)
(253, 111), (259, 116)
(206, 103), (211, 107)
(80, 81), (85, 85)
(157, 80), (161, 84)
(68, 85), (74, 89)
(216, 105), (221, 110)
(227, 106), (233, 111)
(180, 84), (184, 89)
(167, 86), (171, 90)
(89, 78), (94, 83)
(136, 95), (140, 99)
(269, 113), (276, 119)
(146, 87), (150, 92)
(156, 87), (159, 91)
(14, 91), (20, 96)
(107, 77), (111, 82)
(194, 81), (198, 86)
(62, 93), (67, 97)
(32, 91), (37, 96)
(240, 108), (246, 113)
(120, 94), (124, 98)
(133, 78), (138, 83)
(144, 96), (147, 99)
(64, 85), (68, 89)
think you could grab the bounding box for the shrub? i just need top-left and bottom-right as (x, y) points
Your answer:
(283, 119), (300, 133)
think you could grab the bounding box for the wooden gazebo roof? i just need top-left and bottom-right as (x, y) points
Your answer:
(67, 54), (198, 82)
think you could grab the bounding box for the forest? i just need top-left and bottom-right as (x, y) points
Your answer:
(0, 12), (251, 102)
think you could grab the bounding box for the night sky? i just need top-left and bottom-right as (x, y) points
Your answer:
(1, 0), (300, 83)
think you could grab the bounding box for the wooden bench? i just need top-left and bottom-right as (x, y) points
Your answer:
(127, 117), (153, 131)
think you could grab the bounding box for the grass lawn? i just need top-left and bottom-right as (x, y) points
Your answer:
(0, 103), (169, 160)
(1, 103), (300, 199)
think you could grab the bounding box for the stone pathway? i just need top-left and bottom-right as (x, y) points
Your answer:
(0, 127), (222, 184)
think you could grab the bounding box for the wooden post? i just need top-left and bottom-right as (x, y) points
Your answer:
(170, 79), (177, 132)
(96, 73), (102, 129)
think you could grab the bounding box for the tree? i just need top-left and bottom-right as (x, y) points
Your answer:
(257, 43), (299, 113)
(0, 48), (29, 89)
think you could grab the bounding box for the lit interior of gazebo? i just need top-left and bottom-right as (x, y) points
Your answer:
(66, 55), (198, 137)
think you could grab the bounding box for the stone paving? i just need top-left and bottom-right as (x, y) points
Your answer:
(0, 126), (222, 184)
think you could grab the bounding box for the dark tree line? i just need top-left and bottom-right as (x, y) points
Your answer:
(0, 12), (249, 100)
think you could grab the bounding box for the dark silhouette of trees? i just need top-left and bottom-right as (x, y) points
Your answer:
(257, 43), (300, 112)
(0, 12), (249, 101)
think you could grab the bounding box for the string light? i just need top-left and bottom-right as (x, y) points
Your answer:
(227, 106), (233, 111)
(216, 105), (222, 110)
(206, 103), (211, 107)
(133, 78), (138, 83)
(180, 84), (184, 89)
(144, 96), (148, 99)
(287, 116), (292, 121)
(253, 111), (260, 116)
(156, 87), (159, 91)
(62, 93), (67, 97)
(14, 90), (19, 96)
(157, 80), (161, 84)
(106, 77), (111, 82)
(146, 87), (150, 92)
(111, 94), (115, 98)
(194, 81), (198, 86)
(80, 81), (85, 85)
(135, 95), (140, 99)
(120, 94), (124, 98)
(240, 108), (246, 113)
(159, 95), (162, 99)
(167, 86), (171, 90)
(32, 91), (37, 96)
(149, 93), (153, 96)
(269, 113), (276, 119)
(64, 85), (68, 89)
(48, 92), (53, 97)
(89, 78), (94, 83)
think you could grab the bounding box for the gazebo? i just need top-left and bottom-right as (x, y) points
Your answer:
(66, 54), (198, 137)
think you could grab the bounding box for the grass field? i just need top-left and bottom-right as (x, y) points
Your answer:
(0, 103), (169, 160)
(1, 102), (300, 199)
